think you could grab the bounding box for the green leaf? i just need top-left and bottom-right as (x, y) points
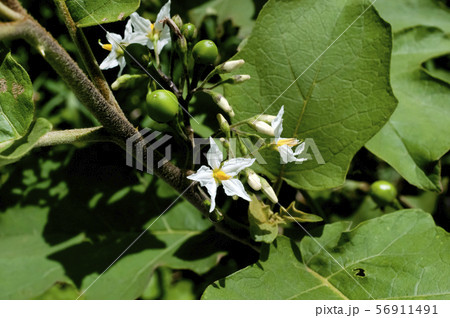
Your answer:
(203, 210), (450, 299)
(0, 118), (52, 167)
(0, 149), (226, 300)
(366, 27), (450, 191)
(35, 283), (85, 300)
(65, 0), (140, 27)
(248, 195), (278, 243)
(279, 201), (323, 223)
(424, 57), (450, 85)
(225, 0), (397, 190)
(188, 0), (255, 36)
(0, 46), (34, 144)
(374, 0), (450, 32)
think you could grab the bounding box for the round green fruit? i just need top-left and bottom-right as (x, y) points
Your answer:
(192, 40), (218, 65)
(181, 23), (197, 42)
(209, 208), (224, 223)
(370, 180), (397, 207)
(145, 90), (179, 123)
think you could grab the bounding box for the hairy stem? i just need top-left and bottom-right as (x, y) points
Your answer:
(34, 127), (112, 148)
(0, 1), (23, 20)
(52, 0), (123, 116)
(0, 6), (258, 251)
(1, 0), (26, 15)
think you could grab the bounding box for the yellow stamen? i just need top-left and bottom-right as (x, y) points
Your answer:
(102, 44), (113, 51)
(150, 23), (155, 31)
(276, 138), (298, 148)
(213, 169), (232, 182)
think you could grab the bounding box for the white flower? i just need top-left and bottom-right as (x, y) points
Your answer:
(129, 0), (171, 55)
(99, 19), (147, 76)
(187, 137), (255, 212)
(271, 106), (308, 164)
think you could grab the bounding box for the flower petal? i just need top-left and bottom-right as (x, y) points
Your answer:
(294, 142), (305, 155)
(221, 179), (251, 202)
(206, 137), (223, 169)
(271, 105), (284, 139)
(100, 52), (119, 70)
(156, 26), (171, 54)
(278, 144), (297, 164)
(155, 0), (171, 31)
(117, 56), (126, 77)
(124, 18), (133, 37)
(130, 12), (152, 33)
(187, 166), (217, 212)
(187, 165), (214, 187)
(106, 32), (122, 46)
(221, 158), (255, 176)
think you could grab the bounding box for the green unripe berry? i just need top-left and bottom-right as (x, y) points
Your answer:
(370, 180), (397, 207)
(209, 208), (224, 223)
(181, 23), (197, 42)
(145, 90), (179, 123)
(192, 40), (218, 65)
(124, 43), (150, 69)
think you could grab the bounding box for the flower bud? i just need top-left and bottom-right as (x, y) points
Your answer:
(172, 14), (183, 29)
(250, 120), (275, 136)
(246, 169), (262, 191)
(219, 59), (245, 73)
(231, 74), (251, 83)
(217, 114), (230, 135)
(238, 138), (249, 156)
(260, 178), (278, 204)
(206, 90), (235, 117)
(256, 114), (276, 124)
(181, 23), (197, 42)
(111, 74), (144, 90)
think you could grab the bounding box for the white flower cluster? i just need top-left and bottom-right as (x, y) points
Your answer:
(251, 106), (308, 164)
(99, 0), (172, 76)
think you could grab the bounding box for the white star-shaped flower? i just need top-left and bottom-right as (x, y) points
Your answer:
(99, 19), (147, 76)
(129, 0), (171, 55)
(271, 106), (308, 164)
(187, 137), (255, 212)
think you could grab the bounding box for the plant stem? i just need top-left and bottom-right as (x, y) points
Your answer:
(52, 0), (123, 116)
(0, 1), (22, 20)
(34, 127), (111, 148)
(0, 8), (259, 251)
(1, 0), (26, 15)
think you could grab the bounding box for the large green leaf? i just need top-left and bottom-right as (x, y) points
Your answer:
(225, 0), (396, 190)
(0, 46), (34, 145)
(203, 210), (450, 299)
(366, 27), (450, 191)
(0, 118), (52, 167)
(0, 148), (226, 300)
(188, 0), (255, 36)
(374, 0), (450, 32)
(65, 0), (140, 27)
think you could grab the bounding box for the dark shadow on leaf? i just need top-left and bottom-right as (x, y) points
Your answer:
(174, 229), (227, 261)
(289, 239), (303, 263)
(218, 278), (226, 288)
(254, 261), (264, 271)
(47, 232), (166, 288)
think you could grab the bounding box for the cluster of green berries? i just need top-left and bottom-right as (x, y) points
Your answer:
(144, 28), (219, 123)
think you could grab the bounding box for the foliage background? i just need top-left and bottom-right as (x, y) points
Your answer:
(0, 0), (449, 299)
